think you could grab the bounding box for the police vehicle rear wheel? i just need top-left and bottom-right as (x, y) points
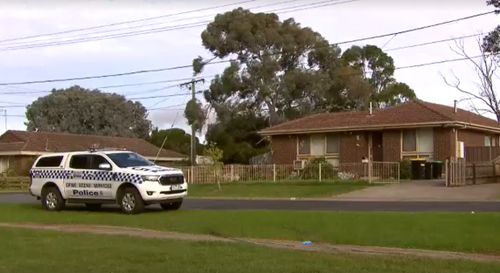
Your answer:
(160, 199), (183, 210)
(118, 187), (144, 214)
(41, 186), (65, 211)
(85, 203), (102, 210)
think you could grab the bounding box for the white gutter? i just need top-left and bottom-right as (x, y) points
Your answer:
(260, 122), (456, 135)
(260, 121), (500, 136)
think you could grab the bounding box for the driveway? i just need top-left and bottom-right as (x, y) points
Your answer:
(335, 180), (500, 201)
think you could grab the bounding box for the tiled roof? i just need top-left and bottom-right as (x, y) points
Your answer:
(261, 100), (500, 135)
(0, 130), (187, 159)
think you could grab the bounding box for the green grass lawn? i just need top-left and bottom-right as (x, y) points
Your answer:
(187, 181), (372, 198)
(0, 228), (498, 273)
(1, 204), (499, 254)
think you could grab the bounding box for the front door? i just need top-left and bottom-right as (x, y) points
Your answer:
(372, 132), (383, 162)
(65, 154), (114, 199)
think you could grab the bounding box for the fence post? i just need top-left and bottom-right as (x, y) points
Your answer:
(230, 165), (234, 182)
(445, 159), (449, 187)
(273, 164), (276, 182)
(493, 162), (497, 183)
(319, 163), (322, 182)
(472, 163), (476, 185)
(397, 162), (400, 183)
(190, 166), (194, 184)
(368, 160), (373, 184)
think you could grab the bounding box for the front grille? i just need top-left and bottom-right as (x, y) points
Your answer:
(159, 175), (184, 185)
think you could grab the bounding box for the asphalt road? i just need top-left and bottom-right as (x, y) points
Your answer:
(1, 193), (500, 212)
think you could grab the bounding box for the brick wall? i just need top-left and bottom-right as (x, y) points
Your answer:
(382, 130), (401, 162)
(458, 130), (498, 146)
(433, 128), (454, 160)
(339, 132), (368, 163)
(271, 135), (297, 164)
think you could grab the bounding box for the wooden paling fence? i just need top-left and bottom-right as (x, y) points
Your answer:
(0, 177), (30, 191)
(465, 146), (500, 163)
(445, 158), (466, 186)
(445, 158), (500, 186)
(180, 162), (400, 184)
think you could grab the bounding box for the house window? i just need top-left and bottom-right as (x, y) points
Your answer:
(298, 135), (310, 155)
(402, 128), (434, 159)
(402, 130), (416, 152)
(484, 136), (492, 147)
(326, 134), (340, 154)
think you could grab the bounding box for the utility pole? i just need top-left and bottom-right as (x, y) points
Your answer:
(181, 78), (204, 166)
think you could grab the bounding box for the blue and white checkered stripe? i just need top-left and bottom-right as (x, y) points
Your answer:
(31, 169), (73, 179)
(114, 172), (143, 184)
(31, 169), (143, 184)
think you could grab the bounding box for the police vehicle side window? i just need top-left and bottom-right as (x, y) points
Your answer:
(69, 155), (90, 169)
(89, 155), (110, 170)
(35, 156), (63, 167)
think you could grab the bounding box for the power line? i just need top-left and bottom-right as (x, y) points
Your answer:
(335, 11), (495, 45)
(385, 33), (482, 52)
(129, 91), (202, 100)
(0, 11), (493, 86)
(0, 0), (303, 48)
(0, 105), (27, 108)
(0, 0), (356, 51)
(146, 104), (185, 111)
(0, 0), (256, 44)
(396, 55), (482, 70)
(0, 56), (485, 113)
(147, 103), (187, 111)
(2, 115), (25, 118)
(96, 76), (205, 89)
(0, 21), (211, 51)
(0, 63), (194, 86)
(0, 74), (215, 96)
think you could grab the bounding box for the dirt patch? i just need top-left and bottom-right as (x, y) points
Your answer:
(1, 222), (499, 263)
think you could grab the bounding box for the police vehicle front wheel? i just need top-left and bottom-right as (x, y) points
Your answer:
(118, 187), (144, 214)
(160, 199), (183, 210)
(41, 186), (65, 211)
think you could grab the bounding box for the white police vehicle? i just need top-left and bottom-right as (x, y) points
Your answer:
(29, 150), (187, 214)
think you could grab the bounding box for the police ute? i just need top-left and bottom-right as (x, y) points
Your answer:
(29, 149), (188, 214)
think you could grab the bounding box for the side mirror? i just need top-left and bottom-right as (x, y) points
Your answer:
(98, 163), (112, 171)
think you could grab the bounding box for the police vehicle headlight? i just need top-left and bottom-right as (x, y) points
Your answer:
(142, 175), (160, 182)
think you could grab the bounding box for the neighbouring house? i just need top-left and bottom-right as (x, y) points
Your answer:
(260, 100), (500, 166)
(0, 130), (188, 175)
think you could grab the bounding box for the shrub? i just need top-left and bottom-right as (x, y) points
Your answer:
(400, 160), (411, 179)
(300, 158), (337, 180)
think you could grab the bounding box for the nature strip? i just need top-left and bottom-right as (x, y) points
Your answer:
(0, 222), (499, 263)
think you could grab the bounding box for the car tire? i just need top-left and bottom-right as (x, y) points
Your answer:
(160, 199), (183, 210)
(118, 187), (144, 214)
(85, 203), (102, 211)
(41, 186), (65, 211)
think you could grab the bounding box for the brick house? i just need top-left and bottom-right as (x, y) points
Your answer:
(0, 130), (188, 175)
(260, 101), (500, 166)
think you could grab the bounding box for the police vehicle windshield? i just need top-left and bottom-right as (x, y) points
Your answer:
(106, 152), (154, 167)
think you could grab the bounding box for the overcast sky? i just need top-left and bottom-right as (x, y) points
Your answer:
(0, 0), (498, 140)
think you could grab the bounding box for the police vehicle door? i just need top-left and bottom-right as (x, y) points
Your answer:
(65, 154), (113, 199)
